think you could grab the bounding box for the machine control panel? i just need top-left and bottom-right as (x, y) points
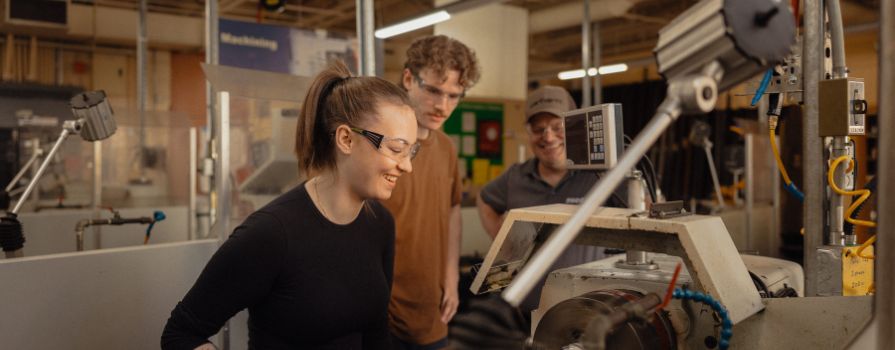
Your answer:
(562, 103), (624, 170)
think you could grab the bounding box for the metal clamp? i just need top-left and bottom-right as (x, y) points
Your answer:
(649, 200), (691, 219)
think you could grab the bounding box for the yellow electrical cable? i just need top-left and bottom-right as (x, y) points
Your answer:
(769, 126), (793, 185)
(857, 235), (876, 261)
(828, 155), (876, 259)
(828, 156), (875, 228)
(770, 121), (806, 204)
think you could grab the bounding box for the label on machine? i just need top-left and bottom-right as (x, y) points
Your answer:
(842, 246), (874, 296)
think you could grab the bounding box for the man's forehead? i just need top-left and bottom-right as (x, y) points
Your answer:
(528, 113), (561, 126)
(417, 68), (463, 90)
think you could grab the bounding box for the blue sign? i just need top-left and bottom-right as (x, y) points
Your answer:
(219, 19), (292, 74)
(219, 19), (357, 76)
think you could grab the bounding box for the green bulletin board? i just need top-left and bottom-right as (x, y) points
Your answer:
(443, 101), (504, 185)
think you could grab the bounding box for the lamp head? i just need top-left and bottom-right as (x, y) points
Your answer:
(70, 91), (117, 142)
(654, 0), (796, 92)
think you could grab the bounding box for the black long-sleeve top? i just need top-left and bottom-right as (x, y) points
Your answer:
(162, 184), (394, 349)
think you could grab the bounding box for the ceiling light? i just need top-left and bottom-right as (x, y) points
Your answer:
(558, 69), (587, 80)
(374, 11), (451, 39)
(558, 64), (629, 80)
(598, 63), (628, 75)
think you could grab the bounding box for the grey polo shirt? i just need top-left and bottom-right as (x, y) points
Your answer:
(480, 158), (626, 214)
(479, 158), (627, 312)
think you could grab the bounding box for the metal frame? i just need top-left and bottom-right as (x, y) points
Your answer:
(188, 127), (197, 240)
(475, 203), (764, 324)
(876, 0), (895, 345)
(802, 0), (824, 297)
(214, 90), (231, 350)
(581, 0), (591, 108)
(136, 0), (148, 182)
(356, 0), (375, 76)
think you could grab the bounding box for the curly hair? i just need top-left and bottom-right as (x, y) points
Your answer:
(403, 35), (481, 89)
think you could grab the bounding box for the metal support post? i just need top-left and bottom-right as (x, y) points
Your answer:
(189, 127), (197, 240)
(616, 170), (657, 270)
(92, 141), (103, 248)
(137, 0), (148, 182)
(802, 0), (825, 297)
(356, 0), (376, 76)
(581, 0), (591, 107)
(745, 133), (754, 252)
(215, 91), (232, 349)
(204, 0), (219, 234)
(829, 136), (848, 246)
(875, 0), (895, 345)
(592, 21), (601, 105)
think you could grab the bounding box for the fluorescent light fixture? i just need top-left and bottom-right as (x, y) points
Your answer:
(374, 11), (451, 39)
(558, 69), (587, 80)
(557, 63), (630, 80)
(598, 63), (628, 75)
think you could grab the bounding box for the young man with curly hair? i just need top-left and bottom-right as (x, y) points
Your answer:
(381, 35), (481, 350)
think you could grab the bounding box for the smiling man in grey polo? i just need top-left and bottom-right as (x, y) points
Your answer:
(476, 85), (626, 314)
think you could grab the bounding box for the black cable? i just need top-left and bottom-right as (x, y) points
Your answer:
(641, 156), (660, 201)
(640, 159), (658, 203)
(767, 92), (782, 117)
(749, 271), (772, 298)
(628, 134), (661, 200)
(772, 285), (799, 298)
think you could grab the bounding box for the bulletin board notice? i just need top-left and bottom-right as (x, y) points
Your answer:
(443, 102), (504, 185)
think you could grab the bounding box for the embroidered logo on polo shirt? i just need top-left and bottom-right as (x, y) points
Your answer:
(566, 197), (583, 204)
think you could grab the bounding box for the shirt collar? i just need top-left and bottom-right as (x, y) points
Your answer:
(523, 158), (575, 187)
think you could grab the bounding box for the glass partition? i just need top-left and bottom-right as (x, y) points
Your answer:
(99, 109), (194, 209)
(11, 108), (196, 255)
(204, 64), (312, 234)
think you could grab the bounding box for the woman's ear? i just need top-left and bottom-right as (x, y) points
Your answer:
(334, 124), (353, 155)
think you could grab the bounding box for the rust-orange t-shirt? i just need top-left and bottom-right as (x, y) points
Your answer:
(381, 129), (462, 345)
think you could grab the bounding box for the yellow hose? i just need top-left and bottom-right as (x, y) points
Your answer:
(769, 126), (793, 185)
(857, 235), (876, 260)
(828, 155), (876, 259)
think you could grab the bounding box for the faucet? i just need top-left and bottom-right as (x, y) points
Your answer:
(74, 209), (166, 251)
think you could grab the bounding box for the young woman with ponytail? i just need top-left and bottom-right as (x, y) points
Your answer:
(162, 60), (418, 350)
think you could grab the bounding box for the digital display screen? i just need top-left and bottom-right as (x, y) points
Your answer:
(564, 113), (589, 167)
(563, 104), (622, 170)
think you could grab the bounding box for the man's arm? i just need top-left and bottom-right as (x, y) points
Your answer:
(476, 195), (504, 239)
(441, 203), (461, 323)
